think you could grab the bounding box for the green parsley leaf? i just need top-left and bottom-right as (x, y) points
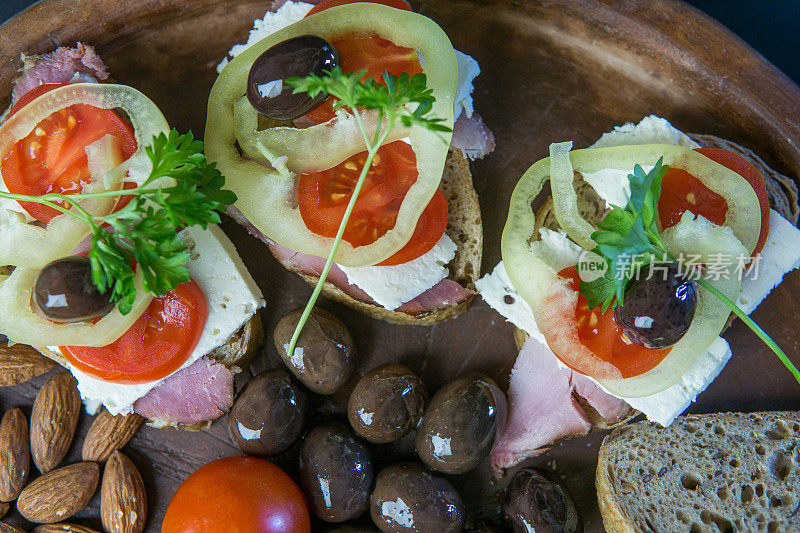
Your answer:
(579, 265), (616, 312)
(0, 129), (238, 314)
(286, 68), (451, 135)
(583, 160), (669, 308)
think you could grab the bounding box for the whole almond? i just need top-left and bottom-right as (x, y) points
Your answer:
(0, 523), (27, 533)
(31, 372), (81, 473)
(82, 409), (143, 463)
(0, 501), (8, 519)
(0, 407), (30, 501)
(0, 342), (56, 386)
(101, 451), (146, 533)
(34, 524), (102, 533)
(17, 462), (99, 524)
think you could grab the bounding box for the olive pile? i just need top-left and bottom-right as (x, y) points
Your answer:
(227, 307), (581, 532)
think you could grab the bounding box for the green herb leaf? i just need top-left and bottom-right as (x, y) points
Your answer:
(0, 129), (237, 314)
(286, 68), (451, 134)
(583, 160), (669, 308)
(579, 265), (616, 312)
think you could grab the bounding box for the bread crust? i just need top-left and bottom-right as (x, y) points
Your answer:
(595, 441), (637, 533)
(276, 147), (483, 324)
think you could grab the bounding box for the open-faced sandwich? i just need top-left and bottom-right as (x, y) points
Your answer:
(206, 0), (494, 325)
(0, 44), (265, 429)
(478, 116), (800, 470)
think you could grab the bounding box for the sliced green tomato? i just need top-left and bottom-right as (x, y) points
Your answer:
(0, 83), (170, 268)
(0, 266), (153, 347)
(205, 4), (458, 267)
(502, 144), (759, 397)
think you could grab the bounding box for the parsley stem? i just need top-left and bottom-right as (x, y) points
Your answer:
(0, 190), (90, 224)
(694, 276), (800, 385)
(285, 118), (394, 362)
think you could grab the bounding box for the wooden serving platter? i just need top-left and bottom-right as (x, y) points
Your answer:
(1, 0), (799, 530)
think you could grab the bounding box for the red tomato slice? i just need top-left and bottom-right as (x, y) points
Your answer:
(658, 147), (770, 256)
(303, 0), (420, 124)
(376, 188), (448, 266)
(163, 457), (311, 533)
(1, 83), (137, 224)
(298, 140), (447, 263)
(560, 267), (670, 379)
(60, 280), (208, 384)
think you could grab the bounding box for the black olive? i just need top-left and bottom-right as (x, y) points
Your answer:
(274, 308), (356, 394)
(614, 263), (697, 349)
(299, 422), (373, 522)
(227, 369), (308, 457)
(34, 256), (113, 323)
(415, 374), (507, 474)
(247, 35), (340, 120)
(370, 462), (465, 533)
(504, 468), (581, 533)
(348, 364), (426, 444)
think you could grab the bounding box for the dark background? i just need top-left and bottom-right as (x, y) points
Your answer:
(1, 0), (799, 85)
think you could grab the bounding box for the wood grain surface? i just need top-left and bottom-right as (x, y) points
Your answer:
(1, 0), (799, 531)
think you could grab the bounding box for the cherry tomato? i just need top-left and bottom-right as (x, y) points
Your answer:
(162, 457), (311, 533)
(559, 267), (670, 378)
(658, 147), (770, 256)
(60, 280), (208, 384)
(303, 0), (420, 124)
(1, 83), (137, 224)
(298, 140), (447, 263)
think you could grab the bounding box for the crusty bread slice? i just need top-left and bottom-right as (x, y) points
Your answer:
(35, 314), (264, 430)
(597, 411), (800, 533)
(283, 147), (483, 325)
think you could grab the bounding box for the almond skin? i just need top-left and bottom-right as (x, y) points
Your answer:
(0, 523), (27, 533)
(0, 342), (56, 387)
(0, 407), (30, 501)
(17, 462), (99, 524)
(82, 408), (143, 463)
(31, 372), (81, 473)
(33, 524), (102, 533)
(0, 501), (8, 519)
(101, 451), (146, 533)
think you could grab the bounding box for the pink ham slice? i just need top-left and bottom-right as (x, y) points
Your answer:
(451, 112), (495, 160)
(11, 43), (109, 105)
(229, 206), (474, 314)
(490, 337), (630, 472)
(134, 358), (234, 427)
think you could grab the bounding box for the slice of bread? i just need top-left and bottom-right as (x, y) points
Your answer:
(35, 314), (264, 430)
(597, 411), (800, 533)
(281, 146), (483, 325)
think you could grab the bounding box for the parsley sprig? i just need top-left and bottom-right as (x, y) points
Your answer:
(0, 130), (237, 314)
(579, 159), (800, 384)
(281, 68), (451, 359)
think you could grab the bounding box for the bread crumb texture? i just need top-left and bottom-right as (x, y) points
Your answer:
(597, 411), (800, 533)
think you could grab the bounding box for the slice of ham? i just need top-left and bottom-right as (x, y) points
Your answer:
(11, 43), (108, 105)
(490, 337), (630, 472)
(229, 206), (473, 315)
(133, 358), (234, 427)
(451, 112), (495, 160)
